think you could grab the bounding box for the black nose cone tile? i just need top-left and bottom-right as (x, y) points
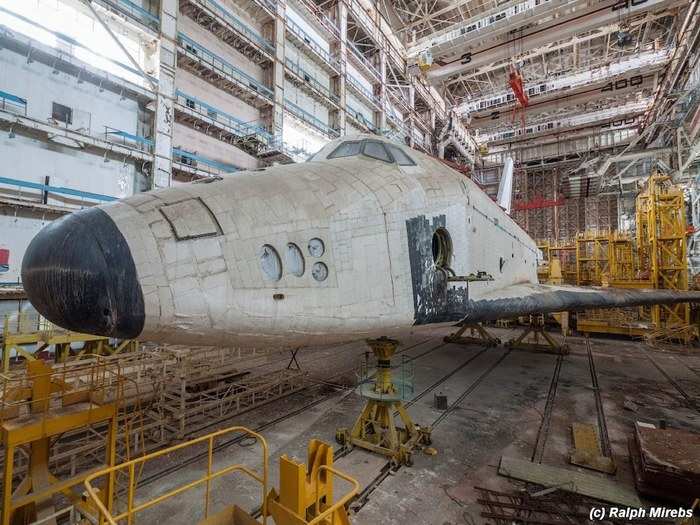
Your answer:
(21, 207), (145, 339)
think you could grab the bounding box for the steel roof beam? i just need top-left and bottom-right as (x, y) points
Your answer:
(425, 0), (685, 83)
(469, 71), (660, 129)
(457, 49), (668, 118)
(478, 99), (651, 144)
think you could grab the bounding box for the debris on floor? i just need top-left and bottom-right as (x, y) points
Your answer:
(498, 456), (642, 507)
(629, 423), (700, 505)
(475, 486), (674, 525)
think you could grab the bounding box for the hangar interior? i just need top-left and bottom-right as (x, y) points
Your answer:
(0, 0), (699, 523)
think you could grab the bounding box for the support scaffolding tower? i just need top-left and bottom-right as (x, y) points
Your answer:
(575, 174), (694, 341)
(636, 173), (692, 338)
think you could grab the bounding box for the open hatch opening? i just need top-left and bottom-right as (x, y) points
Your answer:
(432, 228), (452, 269)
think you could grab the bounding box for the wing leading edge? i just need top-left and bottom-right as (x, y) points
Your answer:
(460, 283), (700, 324)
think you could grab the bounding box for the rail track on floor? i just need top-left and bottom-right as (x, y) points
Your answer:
(348, 346), (513, 514)
(136, 335), (446, 488)
(530, 348), (564, 464)
(641, 345), (700, 412)
(528, 334), (616, 469)
(585, 335), (613, 458)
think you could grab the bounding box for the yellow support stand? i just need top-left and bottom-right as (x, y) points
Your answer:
(266, 439), (357, 525)
(2, 313), (138, 372)
(336, 337), (431, 466)
(1, 360), (119, 525)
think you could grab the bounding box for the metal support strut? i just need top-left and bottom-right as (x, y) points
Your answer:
(444, 322), (501, 347)
(1, 360), (119, 525)
(286, 347), (302, 370)
(335, 337), (431, 466)
(505, 315), (569, 355)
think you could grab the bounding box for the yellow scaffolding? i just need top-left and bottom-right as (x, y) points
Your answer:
(575, 173), (694, 341)
(1, 359), (123, 525)
(536, 174), (694, 340)
(2, 313), (138, 373)
(537, 239), (577, 285)
(635, 173), (691, 333)
(576, 230), (611, 286)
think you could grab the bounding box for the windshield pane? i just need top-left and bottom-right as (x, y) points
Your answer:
(328, 141), (362, 159)
(363, 141), (393, 163)
(388, 145), (416, 166)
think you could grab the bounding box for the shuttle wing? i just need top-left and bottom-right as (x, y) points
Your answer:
(459, 283), (700, 324)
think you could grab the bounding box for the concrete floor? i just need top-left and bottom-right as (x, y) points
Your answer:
(128, 324), (700, 525)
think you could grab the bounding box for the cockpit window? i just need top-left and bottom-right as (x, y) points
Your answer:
(328, 141), (362, 159)
(325, 139), (410, 165)
(387, 145), (416, 166)
(362, 140), (393, 163)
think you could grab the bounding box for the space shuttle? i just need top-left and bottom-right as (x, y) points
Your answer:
(21, 134), (700, 347)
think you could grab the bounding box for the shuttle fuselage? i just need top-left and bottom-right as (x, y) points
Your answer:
(22, 135), (539, 346)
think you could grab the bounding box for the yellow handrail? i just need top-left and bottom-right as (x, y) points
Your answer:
(310, 465), (360, 525)
(84, 425), (269, 525)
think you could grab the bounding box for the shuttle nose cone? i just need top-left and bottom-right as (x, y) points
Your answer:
(21, 207), (145, 339)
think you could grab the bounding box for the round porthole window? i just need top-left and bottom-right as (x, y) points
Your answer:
(431, 228), (452, 269)
(312, 262), (328, 282)
(286, 243), (305, 277)
(259, 244), (282, 281)
(308, 238), (325, 257)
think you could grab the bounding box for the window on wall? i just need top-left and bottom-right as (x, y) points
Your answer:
(325, 139), (419, 165)
(52, 102), (72, 125)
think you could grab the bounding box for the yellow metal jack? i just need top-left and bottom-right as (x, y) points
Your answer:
(336, 337), (431, 466)
(266, 439), (358, 525)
